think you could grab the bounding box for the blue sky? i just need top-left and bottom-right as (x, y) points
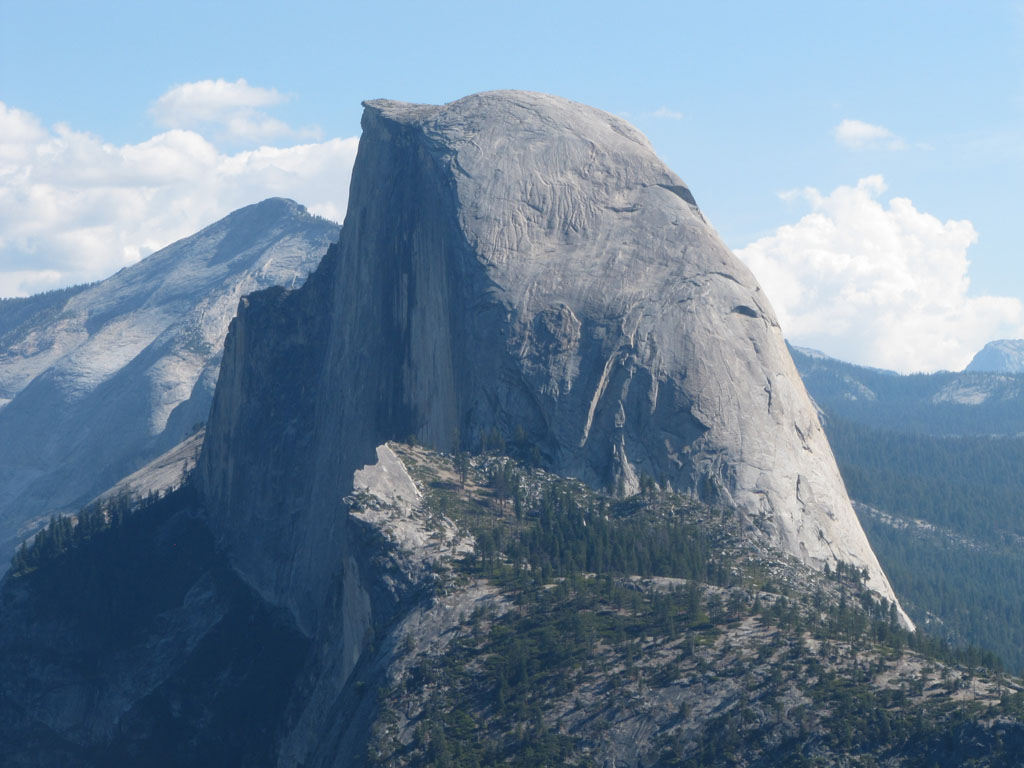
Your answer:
(1, 0), (1022, 371)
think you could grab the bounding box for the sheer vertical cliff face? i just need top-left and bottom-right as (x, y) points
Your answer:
(199, 91), (908, 643)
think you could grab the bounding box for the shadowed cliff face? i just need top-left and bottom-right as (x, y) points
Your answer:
(0, 489), (310, 768)
(199, 91), (909, 646)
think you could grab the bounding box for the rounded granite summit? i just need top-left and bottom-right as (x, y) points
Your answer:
(965, 339), (1024, 373)
(201, 90), (911, 630)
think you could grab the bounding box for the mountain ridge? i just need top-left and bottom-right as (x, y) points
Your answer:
(790, 344), (1024, 435)
(0, 198), (337, 567)
(966, 339), (1024, 373)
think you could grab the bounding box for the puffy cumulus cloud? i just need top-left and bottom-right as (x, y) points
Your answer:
(150, 78), (320, 144)
(0, 100), (357, 297)
(834, 118), (906, 150)
(735, 176), (1024, 373)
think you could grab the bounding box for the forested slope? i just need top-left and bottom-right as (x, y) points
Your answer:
(793, 347), (1024, 672)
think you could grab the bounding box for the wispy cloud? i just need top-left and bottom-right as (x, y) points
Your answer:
(651, 106), (684, 120)
(618, 106), (686, 122)
(834, 118), (906, 150)
(150, 78), (320, 145)
(736, 176), (1024, 373)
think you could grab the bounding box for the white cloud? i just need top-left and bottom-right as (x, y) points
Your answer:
(153, 78), (284, 117)
(617, 107), (686, 122)
(0, 270), (64, 298)
(0, 100), (358, 297)
(651, 106), (684, 120)
(736, 176), (1024, 373)
(150, 78), (320, 144)
(834, 118), (906, 150)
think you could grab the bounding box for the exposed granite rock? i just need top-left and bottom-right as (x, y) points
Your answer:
(274, 443), (489, 768)
(0, 445), (475, 768)
(199, 91), (907, 631)
(92, 429), (204, 505)
(0, 198), (337, 570)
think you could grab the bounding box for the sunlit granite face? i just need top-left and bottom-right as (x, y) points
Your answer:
(0, 198), (336, 570)
(199, 92), (910, 654)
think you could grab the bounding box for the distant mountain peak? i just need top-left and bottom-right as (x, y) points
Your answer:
(787, 343), (900, 377)
(218, 197), (333, 226)
(965, 339), (1024, 373)
(789, 344), (834, 361)
(0, 200), (338, 569)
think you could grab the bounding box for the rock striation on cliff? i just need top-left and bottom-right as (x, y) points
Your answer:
(199, 90), (909, 655)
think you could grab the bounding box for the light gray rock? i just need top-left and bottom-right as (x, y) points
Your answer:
(0, 198), (337, 569)
(275, 444), (486, 768)
(92, 429), (204, 506)
(965, 339), (1024, 373)
(199, 91), (909, 641)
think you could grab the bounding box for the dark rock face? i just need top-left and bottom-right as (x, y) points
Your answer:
(200, 92), (904, 632)
(0, 489), (309, 768)
(197, 251), (338, 632)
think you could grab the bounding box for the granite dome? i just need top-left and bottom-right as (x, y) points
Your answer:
(200, 91), (909, 635)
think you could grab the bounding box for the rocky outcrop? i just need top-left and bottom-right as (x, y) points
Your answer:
(0, 444), (468, 768)
(273, 444), (487, 768)
(200, 91), (907, 631)
(0, 198), (337, 570)
(92, 429), (204, 505)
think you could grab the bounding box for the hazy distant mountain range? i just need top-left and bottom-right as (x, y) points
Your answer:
(791, 343), (1024, 435)
(965, 339), (1024, 373)
(790, 344), (1024, 672)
